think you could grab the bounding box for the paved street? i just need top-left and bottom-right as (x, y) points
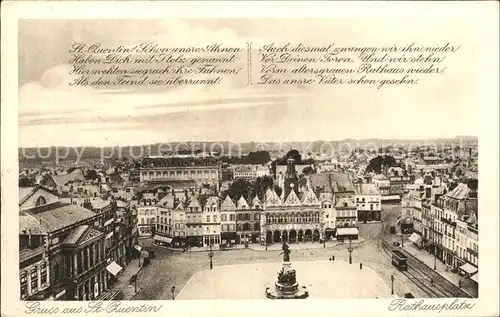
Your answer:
(132, 203), (425, 300)
(132, 203), (470, 300)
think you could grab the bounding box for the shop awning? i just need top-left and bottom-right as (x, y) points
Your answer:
(106, 261), (123, 276)
(470, 272), (478, 283)
(409, 233), (422, 244)
(134, 245), (142, 252)
(105, 231), (114, 239)
(336, 227), (359, 236)
(459, 263), (478, 275)
(154, 235), (172, 243)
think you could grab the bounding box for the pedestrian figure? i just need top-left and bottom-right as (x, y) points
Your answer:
(329, 257), (332, 261)
(430, 278), (433, 286)
(458, 280), (462, 288)
(360, 263), (363, 270)
(332, 255), (335, 261)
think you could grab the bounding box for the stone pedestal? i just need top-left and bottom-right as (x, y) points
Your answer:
(266, 262), (309, 299)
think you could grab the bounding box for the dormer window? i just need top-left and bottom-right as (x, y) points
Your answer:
(35, 196), (47, 207)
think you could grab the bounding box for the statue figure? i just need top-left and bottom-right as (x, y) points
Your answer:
(280, 242), (291, 262)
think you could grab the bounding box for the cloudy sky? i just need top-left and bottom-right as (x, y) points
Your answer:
(18, 19), (480, 147)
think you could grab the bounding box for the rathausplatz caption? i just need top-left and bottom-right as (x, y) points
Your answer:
(68, 41), (460, 89)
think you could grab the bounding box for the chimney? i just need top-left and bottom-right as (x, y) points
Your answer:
(28, 229), (32, 248)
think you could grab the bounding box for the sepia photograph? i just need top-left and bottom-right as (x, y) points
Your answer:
(2, 2), (499, 317)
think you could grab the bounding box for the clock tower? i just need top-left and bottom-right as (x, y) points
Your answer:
(283, 158), (299, 200)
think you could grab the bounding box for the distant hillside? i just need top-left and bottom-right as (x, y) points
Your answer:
(18, 136), (478, 163)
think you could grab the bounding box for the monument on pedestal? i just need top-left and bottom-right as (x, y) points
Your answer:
(266, 242), (309, 299)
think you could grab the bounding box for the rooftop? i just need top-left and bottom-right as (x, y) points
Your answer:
(19, 202), (96, 234)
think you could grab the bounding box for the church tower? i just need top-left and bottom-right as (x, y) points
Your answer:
(283, 158), (299, 200)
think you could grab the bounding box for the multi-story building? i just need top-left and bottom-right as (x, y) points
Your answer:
(139, 154), (221, 190)
(233, 165), (256, 180)
(185, 196), (204, 247)
(220, 196), (237, 245)
(371, 174), (393, 200)
(19, 186), (108, 301)
(385, 166), (412, 198)
(355, 184), (382, 223)
(431, 183), (478, 269)
(154, 193), (174, 245)
(137, 192), (159, 237)
(261, 159), (334, 244)
(465, 214), (478, 275)
(202, 196), (221, 247)
(235, 196), (262, 244)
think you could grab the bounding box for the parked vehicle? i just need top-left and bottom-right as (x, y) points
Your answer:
(391, 250), (408, 271)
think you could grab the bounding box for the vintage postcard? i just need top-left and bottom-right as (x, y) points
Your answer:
(1, 1), (499, 317)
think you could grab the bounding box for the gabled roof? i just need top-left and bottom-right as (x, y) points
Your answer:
(283, 190), (301, 206)
(18, 185), (57, 206)
(158, 193), (175, 208)
(187, 198), (201, 209)
(252, 196), (262, 208)
(301, 188), (320, 206)
(206, 196), (219, 206)
(63, 225), (104, 245)
(265, 189), (281, 207)
(221, 195), (236, 210)
(237, 196), (249, 209)
(175, 201), (185, 210)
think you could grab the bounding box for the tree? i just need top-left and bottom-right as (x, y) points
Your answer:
(19, 177), (35, 187)
(227, 179), (252, 200)
(365, 155), (397, 174)
(253, 176), (275, 200)
(466, 178), (478, 191)
(85, 169), (99, 181)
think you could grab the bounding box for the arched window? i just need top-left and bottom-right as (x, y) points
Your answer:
(35, 196), (46, 207)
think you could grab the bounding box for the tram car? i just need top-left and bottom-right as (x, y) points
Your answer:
(391, 250), (408, 271)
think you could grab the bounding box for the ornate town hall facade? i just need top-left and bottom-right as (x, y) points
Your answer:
(260, 159), (336, 244)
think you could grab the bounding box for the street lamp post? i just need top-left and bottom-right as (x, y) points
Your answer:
(391, 275), (394, 295)
(208, 243), (214, 269)
(171, 286), (176, 300)
(347, 238), (353, 264)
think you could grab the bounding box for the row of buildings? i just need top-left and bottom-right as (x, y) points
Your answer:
(139, 158), (384, 248)
(18, 185), (139, 301)
(402, 182), (479, 284)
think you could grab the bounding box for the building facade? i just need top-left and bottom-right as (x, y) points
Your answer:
(19, 186), (109, 301)
(220, 196), (237, 245)
(355, 184), (382, 223)
(139, 155), (221, 190)
(261, 159), (326, 244)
